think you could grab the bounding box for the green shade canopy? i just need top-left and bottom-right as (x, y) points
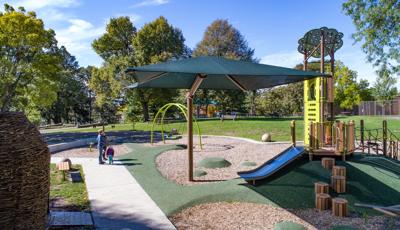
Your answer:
(126, 56), (328, 91)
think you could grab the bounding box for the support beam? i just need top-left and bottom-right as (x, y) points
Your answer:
(226, 75), (247, 91)
(186, 74), (206, 181)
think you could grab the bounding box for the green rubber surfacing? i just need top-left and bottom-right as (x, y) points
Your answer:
(119, 144), (400, 216)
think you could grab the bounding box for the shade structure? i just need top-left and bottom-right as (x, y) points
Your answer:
(126, 56), (329, 90)
(126, 56), (328, 181)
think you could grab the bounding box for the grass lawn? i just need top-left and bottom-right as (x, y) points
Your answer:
(120, 143), (400, 216)
(50, 164), (90, 211)
(42, 116), (400, 142)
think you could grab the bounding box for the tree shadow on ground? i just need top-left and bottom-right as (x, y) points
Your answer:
(242, 155), (400, 215)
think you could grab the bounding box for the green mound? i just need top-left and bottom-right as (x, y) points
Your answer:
(274, 221), (307, 230)
(194, 170), (207, 177)
(198, 157), (231, 169)
(165, 135), (181, 140)
(241, 161), (257, 167)
(331, 226), (358, 230)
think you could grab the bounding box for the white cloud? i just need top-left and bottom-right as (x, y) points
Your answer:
(39, 8), (70, 22)
(55, 19), (105, 66)
(130, 0), (169, 8)
(14, 0), (79, 10)
(260, 51), (302, 68)
(113, 13), (142, 24)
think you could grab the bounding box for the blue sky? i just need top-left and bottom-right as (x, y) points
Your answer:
(2, 0), (398, 88)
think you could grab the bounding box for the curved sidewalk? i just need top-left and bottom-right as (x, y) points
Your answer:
(51, 157), (176, 230)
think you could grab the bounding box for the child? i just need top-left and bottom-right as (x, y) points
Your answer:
(106, 146), (115, 165)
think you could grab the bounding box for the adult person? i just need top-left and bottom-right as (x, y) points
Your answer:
(97, 129), (106, 164)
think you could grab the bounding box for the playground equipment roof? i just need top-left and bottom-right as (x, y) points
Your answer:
(298, 27), (343, 58)
(126, 56), (328, 91)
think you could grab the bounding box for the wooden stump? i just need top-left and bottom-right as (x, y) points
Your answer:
(315, 193), (331, 211)
(332, 198), (348, 217)
(332, 166), (346, 177)
(322, 157), (335, 170)
(315, 182), (329, 194)
(331, 175), (346, 193)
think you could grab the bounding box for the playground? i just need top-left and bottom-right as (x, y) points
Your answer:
(45, 27), (400, 229)
(3, 24), (399, 229)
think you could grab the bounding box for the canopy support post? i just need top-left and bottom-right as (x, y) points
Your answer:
(187, 74), (206, 181)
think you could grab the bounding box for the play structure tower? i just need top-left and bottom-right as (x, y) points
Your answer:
(299, 27), (355, 160)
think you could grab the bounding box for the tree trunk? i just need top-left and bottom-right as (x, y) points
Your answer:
(141, 101), (149, 122)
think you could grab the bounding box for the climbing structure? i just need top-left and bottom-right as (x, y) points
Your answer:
(299, 27), (354, 160)
(150, 103), (203, 149)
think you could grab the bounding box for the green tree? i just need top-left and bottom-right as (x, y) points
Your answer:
(343, 0), (400, 73)
(358, 79), (374, 101)
(373, 66), (398, 101)
(92, 16), (136, 61)
(40, 49), (93, 124)
(90, 17), (137, 122)
(193, 19), (256, 113)
(0, 4), (62, 113)
(193, 19), (255, 61)
(131, 16), (185, 121)
(334, 61), (362, 110)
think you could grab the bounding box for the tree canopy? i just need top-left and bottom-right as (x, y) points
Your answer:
(0, 4), (62, 113)
(373, 66), (398, 101)
(343, 0), (400, 74)
(92, 16), (136, 61)
(193, 19), (256, 113)
(193, 19), (255, 62)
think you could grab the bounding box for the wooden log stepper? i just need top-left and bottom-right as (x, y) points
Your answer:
(315, 182), (329, 194)
(322, 157), (335, 170)
(331, 175), (346, 193)
(332, 198), (348, 217)
(315, 193), (331, 211)
(332, 166), (346, 177)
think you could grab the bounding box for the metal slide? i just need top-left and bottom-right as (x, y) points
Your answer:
(237, 146), (305, 183)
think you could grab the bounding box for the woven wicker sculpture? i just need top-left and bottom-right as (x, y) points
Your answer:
(0, 112), (50, 229)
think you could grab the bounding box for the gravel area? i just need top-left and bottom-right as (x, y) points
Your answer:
(169, 202), (316, 230)
(154, 136), (291, 185)
(293, 208), (399, 230)
(52, 144), (130, 158)
(170, 202), (399, 230)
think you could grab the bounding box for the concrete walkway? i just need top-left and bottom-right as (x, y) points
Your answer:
(51, 157), (176, 230)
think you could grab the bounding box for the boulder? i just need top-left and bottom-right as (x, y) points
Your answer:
(261, 133), (272, 142)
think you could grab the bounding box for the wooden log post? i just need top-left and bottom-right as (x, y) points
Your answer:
(315, 182), (329, 194)
(332, 198), (348, 217)
(309, 122), (315, 161)
(291, 120), (296, 147)
(316, 193), (331, 211)
(332, 166), (346, 177)
(360, 119), (364, 152)
(383, 120), (387, 157)
(331, 175), (346, 193)
(322, 157), (335, 170)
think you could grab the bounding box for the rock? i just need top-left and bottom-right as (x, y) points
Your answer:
(261, 133), (272, 142)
